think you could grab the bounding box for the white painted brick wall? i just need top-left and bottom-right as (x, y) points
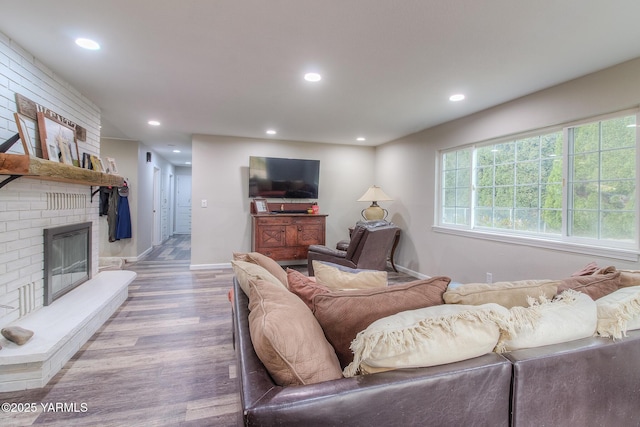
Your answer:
(0, 31), (102, 327)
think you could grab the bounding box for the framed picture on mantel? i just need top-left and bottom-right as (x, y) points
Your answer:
(14, 113), (37, 156)
(37, 111), (79, 165)
(253, 198), (268, 214)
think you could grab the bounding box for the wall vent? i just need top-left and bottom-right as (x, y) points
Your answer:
(47, 192), (87, 210)
(19, 282), (37, 317)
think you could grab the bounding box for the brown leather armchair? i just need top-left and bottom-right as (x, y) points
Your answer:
(307, 220), (400, 276)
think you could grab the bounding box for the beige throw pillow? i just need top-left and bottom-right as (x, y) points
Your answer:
(619, 270), (640, 288)
(233, 252), (288, 288)
(595, 286), (640, 339)
(343, 303), (509, 377)
(248, 279), (343, 386)
(231, 260), (285, 297)
(312, 260), (387, 291)
(443, 279), (559, 308)
(496, 290), (597, 352)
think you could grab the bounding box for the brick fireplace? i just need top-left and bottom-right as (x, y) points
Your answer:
(0, 181), (99, 324)
(0, 179), (131, 391)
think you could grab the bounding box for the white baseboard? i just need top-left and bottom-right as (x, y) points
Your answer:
(190, 262), (231, 270)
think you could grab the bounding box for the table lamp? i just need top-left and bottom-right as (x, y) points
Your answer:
(357, 185), (392, 220)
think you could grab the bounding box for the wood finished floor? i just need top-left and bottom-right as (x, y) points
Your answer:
(1, 235), (415, 426)
(0, 235), (240, 427)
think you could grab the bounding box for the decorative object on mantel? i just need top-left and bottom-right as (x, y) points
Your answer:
(37, 111), (80, 166)
(105, 157), (118, 174)
(90, 155), (105, 173)
(357, 185), (393, 220)
(16, 93), (87, 142)
(1, 326), (34, 345)
(14, 112), (37, 156)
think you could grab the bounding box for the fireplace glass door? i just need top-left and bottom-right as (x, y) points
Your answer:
(44, 222), (92, 305)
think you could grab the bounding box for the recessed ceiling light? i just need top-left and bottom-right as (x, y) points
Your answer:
(266, 129), (277, 135)
(75, 38), (100, 50)
(449, 94), (465, 102)
(173, 150), (181, 153)
(186, 162), (192, 165)
(304, 72), (322, 82)
(356, 137), (366, 141)
(148, 120), (161, 126)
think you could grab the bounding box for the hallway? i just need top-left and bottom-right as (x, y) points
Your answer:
(142, 234), (191, 263)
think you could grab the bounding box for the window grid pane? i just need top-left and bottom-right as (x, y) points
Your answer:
(441, 149), (471, 226)
(568, 115), (636, 242)
(473, 132), (562, 234)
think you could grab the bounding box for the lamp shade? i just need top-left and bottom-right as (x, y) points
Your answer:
(357, 185), (393, 202)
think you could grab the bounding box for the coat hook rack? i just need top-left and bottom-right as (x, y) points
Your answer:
(90, 186), (101, 203)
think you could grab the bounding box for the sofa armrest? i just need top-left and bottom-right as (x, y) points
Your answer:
(307, 245), (346, 257)
(233, 278), (512, 427)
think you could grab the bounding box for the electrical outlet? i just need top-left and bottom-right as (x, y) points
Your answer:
(201, 199), (208, 208)
(486, 272), (493, 284)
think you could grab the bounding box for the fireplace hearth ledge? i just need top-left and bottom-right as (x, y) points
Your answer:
(0, 270), (136, 392)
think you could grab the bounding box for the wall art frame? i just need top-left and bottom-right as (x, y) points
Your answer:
(37, 111), (80, 165)
(253, 198), (269, 214)
(14, 112), (37, 157)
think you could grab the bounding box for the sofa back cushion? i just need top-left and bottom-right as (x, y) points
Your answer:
(233, 252), (288, 288)
(248, 279), (342, 386)
(496, 290), (597, 352)
(344, 303), (508, 377)
(557, 271), (621, 300)
(312, 260), (387, 290)
(619, 270), (640, 287)
(443, 279), (559, 308)
(287, 268), (330, 310)
(231, 260), (285, 297)
(313, 276), (450, 368)
(596, 286), (640, 339)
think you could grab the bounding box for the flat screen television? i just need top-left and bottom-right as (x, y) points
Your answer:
(249, 156), (320, 199)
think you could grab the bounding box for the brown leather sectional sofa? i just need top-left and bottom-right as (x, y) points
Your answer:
(232, 278), (640, 426)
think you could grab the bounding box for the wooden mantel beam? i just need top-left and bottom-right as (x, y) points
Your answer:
(0, 153), (124, 187)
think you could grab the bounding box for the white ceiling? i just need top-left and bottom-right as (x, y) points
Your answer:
(2, 1), (640, 166)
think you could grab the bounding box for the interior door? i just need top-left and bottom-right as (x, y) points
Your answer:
(175, 174), (192, 234)
(153, 167), (161, 245)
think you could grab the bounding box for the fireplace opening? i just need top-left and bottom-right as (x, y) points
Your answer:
(43, 222), (92, 306)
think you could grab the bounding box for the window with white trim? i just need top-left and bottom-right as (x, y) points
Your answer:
(439, 111), (638, 251)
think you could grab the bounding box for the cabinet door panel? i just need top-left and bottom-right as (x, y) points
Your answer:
(256, 225), (286, 248)
(296, 223), (325, 246)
